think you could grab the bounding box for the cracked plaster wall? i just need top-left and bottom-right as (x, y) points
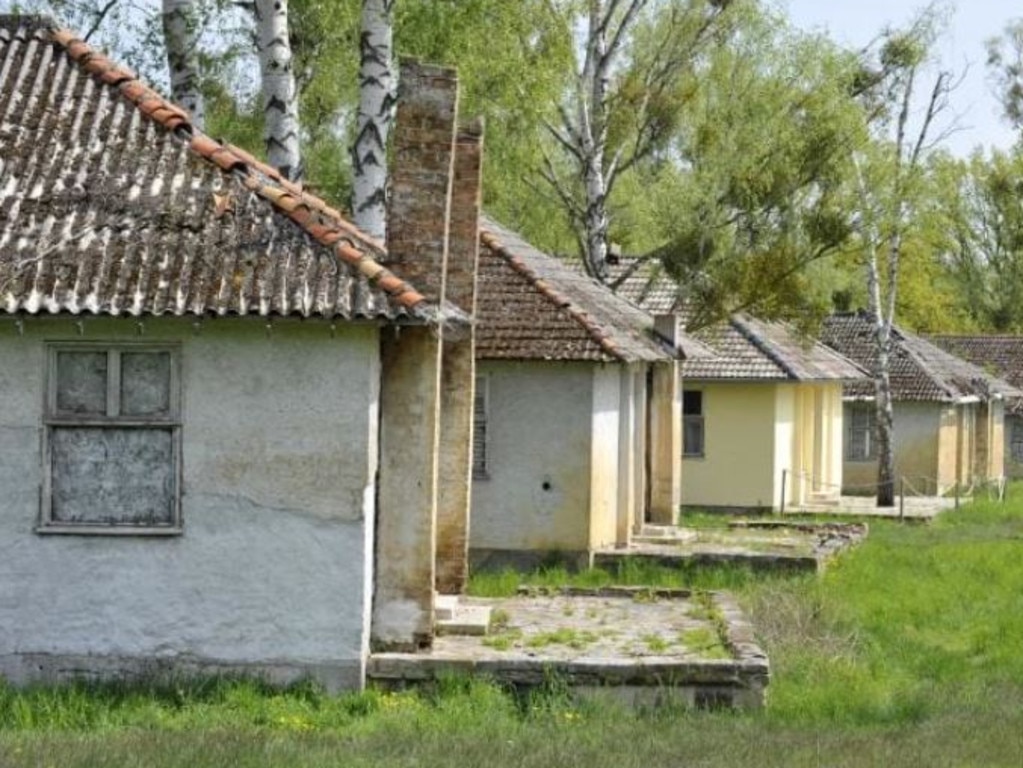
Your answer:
(0, 317), (379, 690)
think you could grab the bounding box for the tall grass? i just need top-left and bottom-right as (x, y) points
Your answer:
(2, 497), (1023, 766)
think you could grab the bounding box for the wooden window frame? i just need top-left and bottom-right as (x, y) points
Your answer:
(846, 403), (876, 463)
(38, 342), (183, 536)
(682, 389), (705, 459)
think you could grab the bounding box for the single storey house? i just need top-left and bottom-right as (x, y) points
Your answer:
(0, 18), (482, 690)
(928, 335), (1023, 478)
(612, 260), (865, 511)
(820, 313), (1019, 494)
(468, 220), (695, 569)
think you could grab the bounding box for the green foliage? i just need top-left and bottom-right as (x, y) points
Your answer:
(628, 7), (867, 329)
(987, 17), (1023, 134)
(395, 0), (576, 251)
(936, 147), (1023, 332)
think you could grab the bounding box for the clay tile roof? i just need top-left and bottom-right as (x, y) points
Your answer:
(0, 17), (439, 322)
(928, 335), (1023, 414)
(611, 255), (863, 381)
(675, 314), (867, 381)
(475, 218), (677, 363)
(607, 256), (681, 316)
(820, 313), (1022, 402)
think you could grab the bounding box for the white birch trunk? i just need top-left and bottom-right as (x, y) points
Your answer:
(580, 0), (611, 281)
(162, 0), (204, 129)
(255, 0), (303, 181)
(866, 247), (897, 507)
(351, 0), (395, 241)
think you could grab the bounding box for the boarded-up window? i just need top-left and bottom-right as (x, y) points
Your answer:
(683, 390), (704, 458)
(473, 376), (488, 479)
(41, 345), (181, 534)
(846, 403), (876, 462)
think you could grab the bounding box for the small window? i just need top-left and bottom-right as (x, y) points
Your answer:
(41, 344), (181, 534)
(1011, 419), (1023, 464)
(472, 375), (488, 479)
(846, 403), (876, 462)
(683, 390), (704, 458)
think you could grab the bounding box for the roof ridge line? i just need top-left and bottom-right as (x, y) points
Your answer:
(730, 315), (799, 380)
(896, 328), (960, 400)
(47, 27), (432, 320)
(479, 229), (624, 362)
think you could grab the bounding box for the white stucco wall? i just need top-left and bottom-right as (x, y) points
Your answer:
(471, 361), (595, 556)
(589, 365), (622, 549)
(0, 316), (379, 690)
(843, 401), (944, 495)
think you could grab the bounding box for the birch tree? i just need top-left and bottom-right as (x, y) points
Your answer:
(541, 0), (735, 281)
(633, 9), (864, 332)
(853, 16), (954, 506)
(162, 0), (204, 128)
(987, 19), (1023, 135)
(255, 0), (302, 181)
(350, 0), (395, 241)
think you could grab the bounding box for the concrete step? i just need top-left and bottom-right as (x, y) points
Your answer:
(636, 526), (698, 544)
(806, 494), (841, 507)
(434, 594), (491, 636)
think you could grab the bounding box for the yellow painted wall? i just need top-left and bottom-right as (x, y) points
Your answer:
(793, 384), (844, 502)
(989, 400), (1006, 479)
(773, 385), (796, 507)
(681, 382), (778, 509)
(683, 381), (846, 510)
(956, 403), (978, 487)
(937, 405), (959, 492)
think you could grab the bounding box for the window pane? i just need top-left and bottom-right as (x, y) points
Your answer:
(684, 416), (704, 457)
(56, 352), (107, 415)
(121, 352), (171, 416)
(50, 427), (175, 526)
(683, 391), (702, 416)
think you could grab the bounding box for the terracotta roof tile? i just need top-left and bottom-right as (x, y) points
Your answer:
(820, 314), (1022, 402)
(928, 335), (1023, 414)
(475, 218), (673, 363)
(612, 256), (863, 381)
(0, 17), (438, 322)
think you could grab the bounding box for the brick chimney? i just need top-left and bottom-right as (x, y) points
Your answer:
(435, 118), (484, 595)
(373, 60), (460, 651)
(384, 59), (460, 302)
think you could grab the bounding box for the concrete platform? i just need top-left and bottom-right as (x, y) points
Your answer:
(788, 494), (958, 520)
(369, 587), (769, 710)
(593, 521), (868, 575)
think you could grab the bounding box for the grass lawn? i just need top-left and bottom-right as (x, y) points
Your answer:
(3, 497), (1023, 766)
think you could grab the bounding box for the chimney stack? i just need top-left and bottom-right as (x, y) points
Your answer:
(435, 118), (484, 595)
(373, 60), (460, 651)
(385, 59), (459, 304)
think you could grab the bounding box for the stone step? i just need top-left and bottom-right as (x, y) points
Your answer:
(636, 526), (698, 544)
(434, 594), (492, 636)
(806, 497), (841, 507)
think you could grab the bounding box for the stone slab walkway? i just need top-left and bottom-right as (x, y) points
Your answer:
(788, 494), (959, 520)
(369, 587), (768, 710)
(593, 521), (868, 575)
